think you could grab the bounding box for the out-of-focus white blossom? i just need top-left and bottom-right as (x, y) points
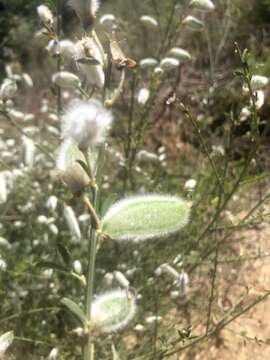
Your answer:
(22, 137), (35, 167)
(140, 15), (158, 27)
(140, 58), (159, 69)
(0, 79), (17, 101)
(253, 90), (265, 109)
(22, 73), (34, 88)
(184, 179), (197, 191)
(99, 14), (116, 25)
(189, 0), (215, 12)
(0, 173), (7, 204)
(46, 196), (58, 212)
(48, 347), (59, 360)
(52, 71), (81, 89)
(59, 40), (75, 59)
(160, 57), (179, 70)
(46, 40), (60, 56)
(145, 316), (162, 325)
(137, 88), (150, 105)
(182, 16), (204, 31)
(169, 47), (192, 61)
(37, 5), (53, 26)
(73, 260), (83, 274)
(61, 99), (113, 150)
(250, 75), (268, 91)
(63, 204), (81, 241)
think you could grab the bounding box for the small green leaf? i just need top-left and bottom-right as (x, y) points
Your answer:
(36, 261), (68, 273)
(0, 331), (14, 355)
(77, 58), (100, 65)
(57, 243), (71, 267)
(101, 194), (190, 241)
(61, 297), (87, 326)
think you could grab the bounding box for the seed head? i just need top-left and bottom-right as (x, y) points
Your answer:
(61, 99), (113, 150)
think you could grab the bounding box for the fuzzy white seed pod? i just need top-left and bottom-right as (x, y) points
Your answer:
(0, 173), (7, 204)
(0, 237), (11, 250)
(136, 150), (159, 163)
(73, 260), (83, 274)
(114, 271), (130, 289)
(103, 272), (114, 286)
(140, 15), (158, 27)
(160, 57), (179, 70)
(91, 290), (137, 334)
(74, 37), (105, 88)
(37, 5), (53, 26)
(140, 58), (159, 69)
(22, 73), (34, 88)
(48, 223), (59, 236)
(154, 66), (164, 75)
(48, 347), (59, 360)
(37, 215), (48, 225)
(137, 88), (150, 105)
(154, 266), (163, 277)
(189, 0), (215, 12)
(61, 99), (113, 150)
(250, 75), (268, 91)
(22, 137), (35, 167)
(8, 109), (25, 121)
(52, 71), (81, 89)
(101, 194), (190, 242)
(46, 196), (58, 212)
(0, 331), (14, 356)
(99, 13), (116, 25)
(184, 179), (197, 192)
(145, 316), (162, 325)
(63, 204), (81, 241)
(253, 90), (264, 109)
(239, 107), (251, 122)
(0, 79), (17, 101)
(177, 271), (189, 297)
(68, 0), (100, 29)
(170, 290), (180, 299)
(160, 264), (179, 280)
(46, 39), (60, 56)
(169, 48), (192, 61)
(0, 256), (7, 271)
(182, 16), (204, 31)
(134, 324), (145, 334)
(59, 40), (75, 59)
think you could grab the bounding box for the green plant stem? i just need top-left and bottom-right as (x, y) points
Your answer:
(83, 190), (98, 360)
(179, 103), (223, 190)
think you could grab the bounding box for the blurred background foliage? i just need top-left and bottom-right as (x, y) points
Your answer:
(1, 0), (270, 359)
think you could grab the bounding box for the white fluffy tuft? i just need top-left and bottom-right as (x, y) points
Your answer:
(61, 99), (113, 150)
